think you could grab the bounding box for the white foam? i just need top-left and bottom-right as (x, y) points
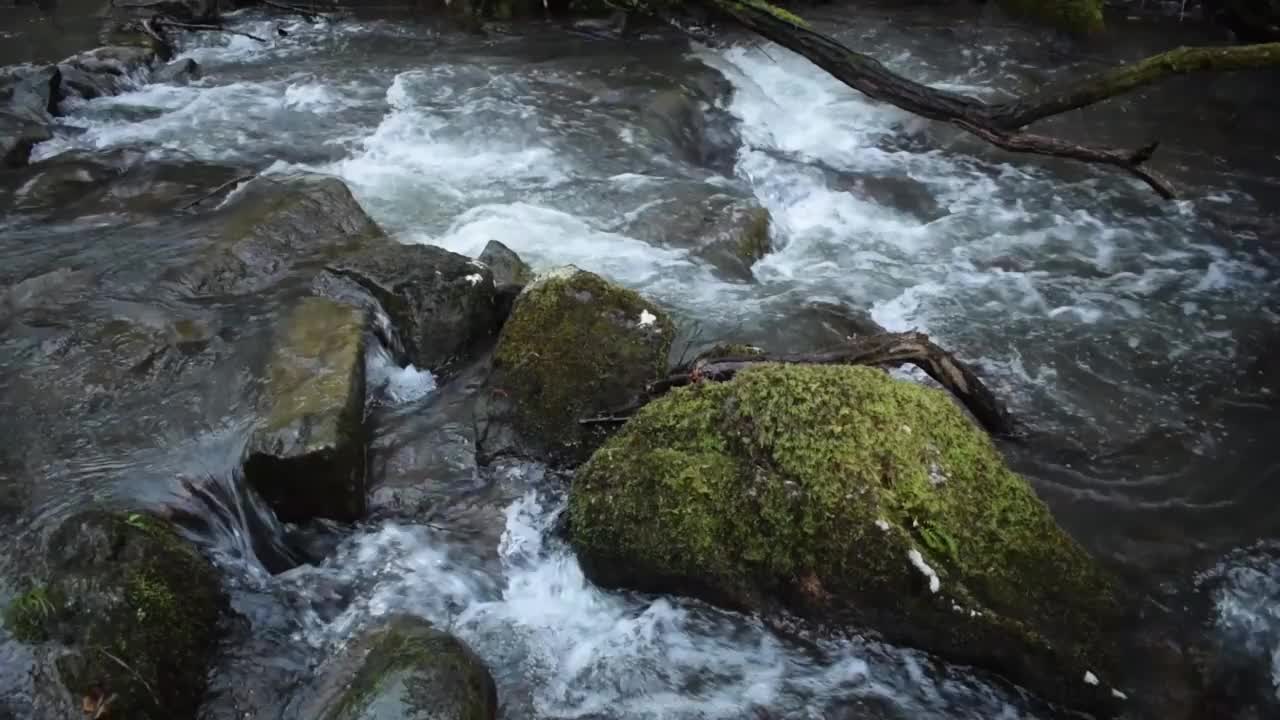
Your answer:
(270, 486), (1029, 717)
(365, 345), (437, 404)
(1209, 547), (1280, 699)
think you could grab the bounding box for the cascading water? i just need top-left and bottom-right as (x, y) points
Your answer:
(2, 5), (1278, 718)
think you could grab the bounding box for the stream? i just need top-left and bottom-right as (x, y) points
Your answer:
(1, 4), (1279, 718)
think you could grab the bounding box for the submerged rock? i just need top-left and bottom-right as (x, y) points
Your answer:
(0, 115), (51, 169)
(620, 189), (772, 282)
(569, 363), (1128, 715)
(0, 65), (58, 167)
(245, 297), (368, 523)
(4, 511), (225, 720)
(478, 266), (674, 465)
(296, 613), (497, 720)
(322, 243), (498, 373)
(152, 58), (200, 85)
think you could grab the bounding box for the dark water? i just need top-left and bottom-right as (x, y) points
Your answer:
(1, 3), (1279, 718)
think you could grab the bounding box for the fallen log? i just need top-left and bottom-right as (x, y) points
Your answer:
(691, 0), (1280, 198)
(583, 331), (1015, 438)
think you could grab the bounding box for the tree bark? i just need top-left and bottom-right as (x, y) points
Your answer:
(696, 0), (1280, 198)
(583, 331), (1015, 438)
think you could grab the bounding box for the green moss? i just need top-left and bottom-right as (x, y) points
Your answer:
(493, 268), (674, 462)
(4, 585), (56, 643)
(323, 616), (495, 720)
(570, 364), (1121, 705)
(997, 0), (1104, 33)
(36, 512), (224, 720)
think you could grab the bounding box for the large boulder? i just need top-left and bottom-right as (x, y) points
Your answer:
(56, 46), (157, 106)
(244, 297), (369, 523)
(4, 511), (225, 720)
(569, 363), (1129, 716)
(295, 614), (497, 720)
(618, 188), (771, 282)
(478, 267), (674, 465)
(0, 65), (59, 168)
(320, 243), (498, 373)
(175, 174), (386, 296)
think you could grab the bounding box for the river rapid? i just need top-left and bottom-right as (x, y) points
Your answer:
(1, 3), (1278, 718)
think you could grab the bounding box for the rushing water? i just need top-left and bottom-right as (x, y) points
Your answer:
(2, 5), (1279, 718)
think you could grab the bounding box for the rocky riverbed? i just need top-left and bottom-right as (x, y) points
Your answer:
(1, 2), (1279, 719)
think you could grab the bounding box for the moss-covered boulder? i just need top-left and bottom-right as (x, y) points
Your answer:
(478, 266), (674, 465)
(245, 297), (368, 523)
(321, 242), (498, 373)
(997, 0), (1104, 33)
(297, 614), (497, 720)
(3, 511), (225, 720)
(569, 363), (1128, 716)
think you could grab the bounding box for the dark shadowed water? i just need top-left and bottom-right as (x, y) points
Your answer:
(1, 3), (1278, 718)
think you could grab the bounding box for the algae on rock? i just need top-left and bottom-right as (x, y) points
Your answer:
(480, 266), (674, 464)
(245, 296), (368, 522)
(5, 511), (224, 720)
(298, 613), (497, 720)
(569, 363), (1127, 715)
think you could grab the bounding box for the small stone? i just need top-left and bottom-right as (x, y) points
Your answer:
(1084, 671), (1100, 686)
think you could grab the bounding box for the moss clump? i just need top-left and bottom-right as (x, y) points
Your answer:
(316, 615), (496, 720)
(492, 267), (674, 463)
(570, 364), (1125, 713)
(997, 0), (1104, 33)
(30, 511), (225, 720)
(3, 585), (57, 643)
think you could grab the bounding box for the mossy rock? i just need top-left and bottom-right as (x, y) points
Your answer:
(4, 511), (225, 720)
(481, 266), (674, 465)
(245, 296), (368, 523)
(298, 614), (497, 720)
(997, 0), (1104, 33)
(569, 364), (1128, 715)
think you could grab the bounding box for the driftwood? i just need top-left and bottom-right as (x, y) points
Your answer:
(583, 331), (1015, 437)
(694, 0), (1280, 198)
(151, 17), (270, 42)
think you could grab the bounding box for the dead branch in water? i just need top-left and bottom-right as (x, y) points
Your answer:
(690, 0), (1280, 198)
(582, 331), (1014, 437)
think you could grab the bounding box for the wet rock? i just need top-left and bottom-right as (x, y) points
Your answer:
(295, 613), (497, 720)
(368, 359), (485, 521)
(1, 150), (247, 218)
(569, 363), (1128, 717)
(639, 66), (739, 174)
(0, 65), (59, 124)
(692, 201), (772, 281)
(0, 65), (59, 167)
(0, 115), (51, 169)
(4, 511), (225, 720)
(244, 297), (369, 523)
(178, 174), (386, 296)
(321, 243), (498, 373)
(838, 173), (949, 223)
(478, 240), (532, 290)
(621, 189), (772, 282)
(477, 239), (531, 323)
(478, 266), (674, 465)
(997, 0), (1104, 33)
(152, 58), (200, 85)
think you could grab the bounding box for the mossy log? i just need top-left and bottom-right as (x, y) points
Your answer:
(694, 0), (1280, 198)
(583, 330), (1014, 437)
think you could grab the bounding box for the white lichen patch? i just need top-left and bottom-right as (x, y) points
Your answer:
(638, 309), (657, 327)
(1111, 689), (1128, 700)
(908, 549), (941, 594)
(464, 273), (484, 286)
(1084, 671), (1099, 686)
(928, 461), (949, 487)
(874, 519), (890, 532)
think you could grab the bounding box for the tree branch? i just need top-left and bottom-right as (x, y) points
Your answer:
(583, 332), (1015, 438)
(695, 1), (1280, 199)
(988, 42), (1280, 129)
